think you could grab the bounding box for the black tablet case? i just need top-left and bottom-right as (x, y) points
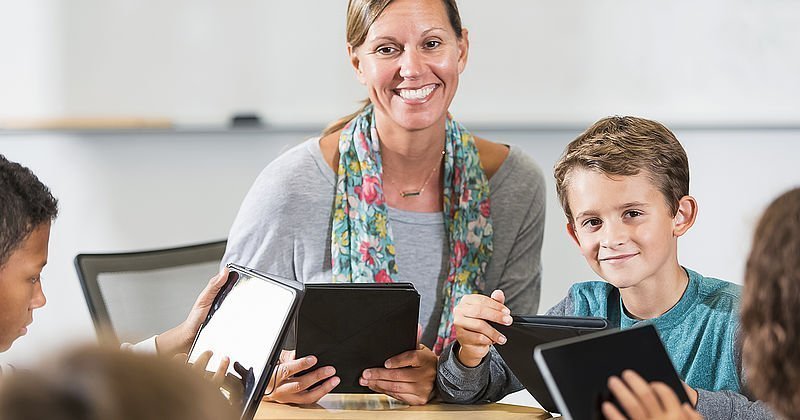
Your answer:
(535, 324), (690, 420)
(491, 316), (609, 413)
(295, 283), (420, 393)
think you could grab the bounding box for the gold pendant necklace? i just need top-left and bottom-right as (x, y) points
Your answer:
(387, 149), (445, 198)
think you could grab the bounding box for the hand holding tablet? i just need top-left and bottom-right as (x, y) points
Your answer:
(261, 350), (339, 405)
(602, 370), (701, 420)
(295, 282), (420, 394)
(453, 289), (513, 368)
(187, 264), (303, 420)
(534, 324), (690, 420)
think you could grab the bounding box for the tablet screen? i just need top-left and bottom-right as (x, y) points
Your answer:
(188, 266), (299, 419)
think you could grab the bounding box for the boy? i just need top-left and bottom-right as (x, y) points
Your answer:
(604, 189), (800, 419)
(0, 156), (55, 353)
(0, 154), (225, 358)
(436, 117), (772, 418)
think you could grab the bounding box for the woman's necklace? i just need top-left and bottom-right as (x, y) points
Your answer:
(385, 149), (445, 198)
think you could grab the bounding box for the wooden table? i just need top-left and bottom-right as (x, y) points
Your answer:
(255, 394), (552, 419)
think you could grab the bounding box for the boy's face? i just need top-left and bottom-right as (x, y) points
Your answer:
(565, 169), (692, 290)
(0, 223), (50, 351)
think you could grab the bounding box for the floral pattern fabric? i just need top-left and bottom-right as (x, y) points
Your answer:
(331, 105), (493, 355)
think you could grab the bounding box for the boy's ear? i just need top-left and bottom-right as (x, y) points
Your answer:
(566, 222), (581, 246)
(672, 195), (698, 237)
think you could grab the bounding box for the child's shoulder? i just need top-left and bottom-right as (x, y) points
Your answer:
(569, 280), (617, 297)
(689, 269), (741, 297)
(545, 281), (615, 317)
(565, 281), (618, 315)
(686, 268), (742, 309)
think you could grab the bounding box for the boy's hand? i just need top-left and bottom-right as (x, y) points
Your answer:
(452, 289), (512, 368)
(681, 381), (698, 406)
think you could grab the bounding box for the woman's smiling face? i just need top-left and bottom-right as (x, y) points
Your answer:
(349, 0), (468, 133)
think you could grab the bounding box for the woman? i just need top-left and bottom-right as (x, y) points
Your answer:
(603, 189), (800, 419)
(222, 0), (545, 405)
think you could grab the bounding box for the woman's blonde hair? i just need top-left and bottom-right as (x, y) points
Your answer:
(321, 0), (464, 137)
(0, 346), (237, 420)
(740, 187), (800, 417)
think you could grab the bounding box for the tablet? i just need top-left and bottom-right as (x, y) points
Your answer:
(534, 324), (690, 420)
(295, 282), (419, 393)
(188, 263), (303, 420)
(491, 316), (609, 413)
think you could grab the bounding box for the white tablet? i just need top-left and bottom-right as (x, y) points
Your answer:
(188, 263), (303, 420)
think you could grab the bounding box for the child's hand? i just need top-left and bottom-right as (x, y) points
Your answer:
(175, 350), (230, 388)
(602, 370), (702, 420)
(156, 268), (230, 356)
(452, 289), (512, 368)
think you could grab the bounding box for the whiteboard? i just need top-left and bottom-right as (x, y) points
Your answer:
(1, 0), (798, 126)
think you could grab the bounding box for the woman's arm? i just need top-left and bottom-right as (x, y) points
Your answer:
(436, 149), (547, 403)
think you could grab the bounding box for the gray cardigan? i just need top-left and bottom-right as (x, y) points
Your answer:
(221, 137), (546, 348)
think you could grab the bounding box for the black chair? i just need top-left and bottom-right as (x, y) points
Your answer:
(75, 240), (227, 346)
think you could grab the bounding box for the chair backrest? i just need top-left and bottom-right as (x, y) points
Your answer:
(75, 240), (227, 346)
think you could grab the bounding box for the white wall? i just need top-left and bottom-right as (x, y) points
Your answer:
(1, 128), (798, 366)
(2, 1), (799, 126)
(0, 130), (313, 365)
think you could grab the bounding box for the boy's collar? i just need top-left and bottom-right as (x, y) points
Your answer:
(619, 267), (699, 330)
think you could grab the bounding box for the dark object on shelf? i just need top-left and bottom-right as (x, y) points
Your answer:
(230, 113), (264, 128)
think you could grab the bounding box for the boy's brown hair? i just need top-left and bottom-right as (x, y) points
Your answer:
(740, 187), (800, 417)
(554, 116), (689, 222)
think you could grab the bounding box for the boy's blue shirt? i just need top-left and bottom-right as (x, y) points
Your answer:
(566, 267), (741, 393)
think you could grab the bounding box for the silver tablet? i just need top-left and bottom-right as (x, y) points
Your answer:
(187, 263), (303, 420)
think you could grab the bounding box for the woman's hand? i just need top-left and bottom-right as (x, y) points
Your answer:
(359, 344), (438, 405)
(156, 268), (230, 356)
(263, 350), (340, 405)
(602, 370), (703, 420)
(453, 289), (512, 367)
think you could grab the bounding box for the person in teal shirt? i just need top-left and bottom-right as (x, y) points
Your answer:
(436, 116), (772, 419)
(549, 268), (741, 394)
(601, 191), (800, 420)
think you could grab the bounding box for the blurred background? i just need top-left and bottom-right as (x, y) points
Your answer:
(1, 0), (799, 365)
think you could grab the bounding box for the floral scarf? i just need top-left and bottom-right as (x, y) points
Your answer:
(331, 105), (493, 355)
